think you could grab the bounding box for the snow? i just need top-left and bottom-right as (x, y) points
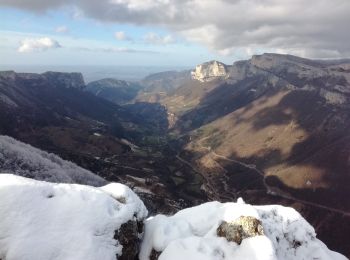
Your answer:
(0, 135), (106, 186)
(0, 174), (148, 260)
(140, 200), (347, 260)
(101, 183), (148, 220)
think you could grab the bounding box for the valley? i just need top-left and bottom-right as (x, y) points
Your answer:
(1, 53), (350, 256)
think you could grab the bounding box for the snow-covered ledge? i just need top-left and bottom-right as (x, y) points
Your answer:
(0, 174), (148, 260)
(0, 174), (347, 260)
(140, 200), (347, 260)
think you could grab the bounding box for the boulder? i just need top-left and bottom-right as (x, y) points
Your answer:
(217, 216), (264, 244)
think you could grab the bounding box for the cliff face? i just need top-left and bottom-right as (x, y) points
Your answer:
(42, 71), (85, 89)
(191, 60), (228, 82)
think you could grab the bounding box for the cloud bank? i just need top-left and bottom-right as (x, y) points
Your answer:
(17, 37), (61, 52)
(2, 0), (350, 58)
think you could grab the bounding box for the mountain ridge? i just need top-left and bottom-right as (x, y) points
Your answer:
(1, 53), (350, 256)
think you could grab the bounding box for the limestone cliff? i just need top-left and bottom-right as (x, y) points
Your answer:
(191, 60), (228, 82)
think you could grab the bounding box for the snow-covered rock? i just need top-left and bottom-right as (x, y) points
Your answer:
(0, 174), (148, 260)
(0, 135), (106, 186)
(217, 216), (264, 245)
(191, 61), (228, 82)
(140, 200), (347, 260)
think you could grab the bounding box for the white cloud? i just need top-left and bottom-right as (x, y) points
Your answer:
(55, 25), (69, 33)
(17, 37), (61, 53)
(114, 31), (132, 41)
(2, 0), (350, 58)
(143, 32), (175, 45)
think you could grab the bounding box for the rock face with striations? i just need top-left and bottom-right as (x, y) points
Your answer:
(191, 60), (228, 82)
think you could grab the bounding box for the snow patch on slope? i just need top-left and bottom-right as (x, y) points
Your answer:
(140, 201), (347, 260)
(0, 174), (148, 260)
(0, 135), (106, 186)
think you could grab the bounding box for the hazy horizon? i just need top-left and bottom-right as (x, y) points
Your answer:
(0, 64), (192, 82)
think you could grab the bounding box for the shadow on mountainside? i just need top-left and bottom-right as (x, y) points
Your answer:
(182, 81), (350, 208)
(174, 83), (350, 256)
(175, 76), (278, 132)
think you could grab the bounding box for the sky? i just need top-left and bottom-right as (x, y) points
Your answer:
(1, 0), (350, 67)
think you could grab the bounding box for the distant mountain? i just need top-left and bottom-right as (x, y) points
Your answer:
(42, 71), (85, 89)
(85, 71), (191, 132)
(0, 70), (154, 168)
(141, 70), (191, 93)
(85, 70), (191, 105)
(165, 54), (350, 130)
(85, 78), (142, 105)
(136, 70), (191, 103)
(162, 53), (350, 213)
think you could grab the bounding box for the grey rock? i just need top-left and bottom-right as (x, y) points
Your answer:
(115, 219), (145, 260)
(217, 216), (264, 244)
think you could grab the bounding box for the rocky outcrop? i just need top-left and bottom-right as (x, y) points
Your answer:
(191, 60), (228, 82)
(115, 220), (144, 260)
(217, 216), (264, 244)
(149, 249), (161, 260)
